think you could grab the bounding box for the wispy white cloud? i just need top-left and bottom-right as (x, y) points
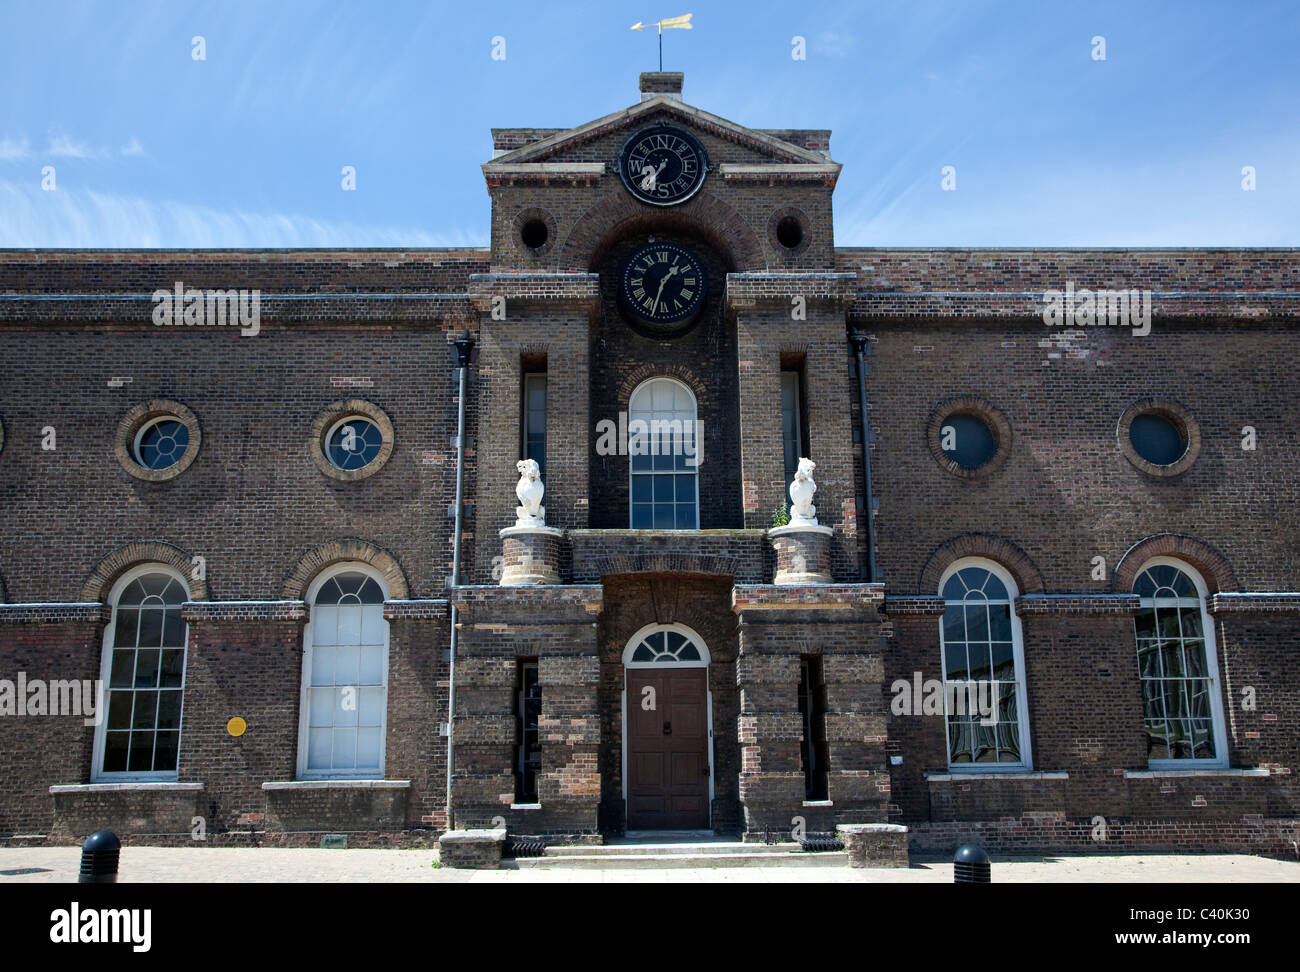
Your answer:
(46, 131), (99, 159)
(0, 136), (32, 161)
(0, 132), (150, 163)
(0, 181), (486, 248)
(813, 31), (856, 58)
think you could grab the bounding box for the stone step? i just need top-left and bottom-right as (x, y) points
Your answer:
(512, 850), (848, 869)
(542, 841), (805, 857)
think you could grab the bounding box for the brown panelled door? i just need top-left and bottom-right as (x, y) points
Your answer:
(627, 667), (710, 829)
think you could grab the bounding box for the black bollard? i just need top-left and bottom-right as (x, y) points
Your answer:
(953, 843), (991, 883)
(78, 830), (121, 884)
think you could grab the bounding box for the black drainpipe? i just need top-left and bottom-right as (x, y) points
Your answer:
(851, 331), (879, 583)
(446, 330), (475, 831)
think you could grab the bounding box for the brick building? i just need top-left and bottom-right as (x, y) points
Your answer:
(1, 73), (1296, 855)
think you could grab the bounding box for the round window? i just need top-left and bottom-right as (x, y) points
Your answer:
(325, 417), (383, 470)
(134, 418), (191, 471)
(1128, 412), (1186, 466)
(941, 413), (997, 470)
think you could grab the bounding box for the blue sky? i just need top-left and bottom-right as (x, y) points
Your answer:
(1, 0), (1296, 247)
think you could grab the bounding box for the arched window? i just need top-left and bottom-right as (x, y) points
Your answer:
(622, 623), (710, 666)
(1133, 559), (1227, 766)
(298, 565), (390, 778)
(94, 566), (190, 780)
(938, 559), (1032, 769)
(628, 378), (700, 530)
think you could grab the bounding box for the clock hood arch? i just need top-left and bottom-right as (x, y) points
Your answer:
(570, 191), (763, 273)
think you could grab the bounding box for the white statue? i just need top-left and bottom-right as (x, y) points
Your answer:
(788, 457), (818, 526)
(514, 459), (546, 525)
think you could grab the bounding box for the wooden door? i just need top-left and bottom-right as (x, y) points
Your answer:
(626, 668), (709, 829)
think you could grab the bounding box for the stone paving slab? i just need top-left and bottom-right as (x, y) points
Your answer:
(0, 847), (1296, 883)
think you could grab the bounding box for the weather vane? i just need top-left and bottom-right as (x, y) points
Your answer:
(630, 14), (693, 72)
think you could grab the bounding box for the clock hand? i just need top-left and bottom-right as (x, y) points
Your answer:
(651, 266), (678, 316)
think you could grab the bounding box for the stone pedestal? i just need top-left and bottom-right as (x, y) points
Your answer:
(438, 828), (505, 869)
(498, 525), (563, 585)
(837, 823), (910, 867)
(769, 524), (833, 584)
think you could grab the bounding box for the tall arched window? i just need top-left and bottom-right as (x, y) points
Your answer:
(1133, 559), (1228, 767)
(94, 566), (190, 780)
(938, 559), (1032, 769)
(628, 377), (700, 530)
(298, 565), (390, 778)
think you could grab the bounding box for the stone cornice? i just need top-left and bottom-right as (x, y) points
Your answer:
(0, 293), (477, 327)
(0, 603), (110, 624)
(383, 599), (451, 622)
(450, 584), (604, 615)
(487, 95), (833, 167)
(1015, 594), (1141, 615)
(481, 162), (606, 188)
(726, 272), (857, 312)
(881, 596), (946, 616)
(1208, 592), (1300, 615)
(180, 601), (308, 624)
(732, 583), (885, 612)
(719, 163), (840, 187)
(468, 272), (601, 312)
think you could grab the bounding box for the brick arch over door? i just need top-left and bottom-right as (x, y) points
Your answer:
(601, 574), (739, 662)
(280, 539), (409, 601)
(1113, 533), (1239, 594)
(81, 541), (209, 602)
(918, 533), (1046, 596)
(558, 190), (765, 272)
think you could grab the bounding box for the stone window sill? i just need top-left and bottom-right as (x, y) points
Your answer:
(924, 771), (1069, 782)
(510, 803), (542, 810)
(262, 780), (411, 790)
(1123, 768), (1268, 779)
(51, 782), (203, 794)
(802, 800), (833, 807)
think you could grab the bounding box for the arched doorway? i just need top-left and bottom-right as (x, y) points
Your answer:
(622, 623), (712, 830)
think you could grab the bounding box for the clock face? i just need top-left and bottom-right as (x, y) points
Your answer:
(617, 125), (708, 206)
(619, 241), (708, 330)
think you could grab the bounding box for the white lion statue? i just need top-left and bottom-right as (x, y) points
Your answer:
(788, 457), (818, 525)
(515, 458), (546, 525)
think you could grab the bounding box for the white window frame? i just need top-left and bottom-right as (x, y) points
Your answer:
(323, 415), (382, 471)
(627, 377), (701, 530)
(937, 557), (1033, 772)
(92, 564), (191, 782)
(132, 416), (188, 471)
(1133, 557), (1229, 770)
(619, 622), (714, 820)
(296, 562), (391, 780)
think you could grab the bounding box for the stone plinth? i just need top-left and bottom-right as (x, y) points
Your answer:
(837, 823), (910, 868)
(498, 525), (563, 585)
(438, 827), (506, 869)
(769, 524), (833, 584)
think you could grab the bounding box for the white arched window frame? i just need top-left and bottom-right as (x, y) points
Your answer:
(1133, 557), (1229, 768)
(619, 622), (713, 810)
(296, 563), (391, 779)
(937, 558), (1033, 771)
(628, 377), (700, 530)
(93, 564), (191, 782)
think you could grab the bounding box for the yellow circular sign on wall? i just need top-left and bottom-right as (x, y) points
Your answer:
(226, 717), (248, 737)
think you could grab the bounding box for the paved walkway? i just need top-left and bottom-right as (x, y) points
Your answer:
(0, 847), (1296, 883)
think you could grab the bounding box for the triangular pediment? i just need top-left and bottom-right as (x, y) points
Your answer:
(487, 95), (835, 167)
